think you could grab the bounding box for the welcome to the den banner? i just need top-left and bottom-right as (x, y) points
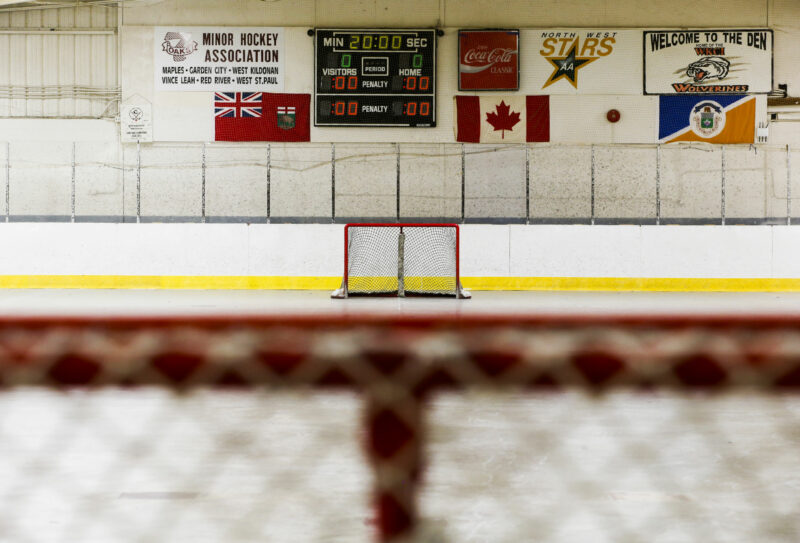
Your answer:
(644, 29), (772, 95)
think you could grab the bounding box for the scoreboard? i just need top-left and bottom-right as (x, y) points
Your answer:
(315, 29), (436, 127)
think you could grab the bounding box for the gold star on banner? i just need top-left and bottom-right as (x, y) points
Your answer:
(542, 40), (598, 89)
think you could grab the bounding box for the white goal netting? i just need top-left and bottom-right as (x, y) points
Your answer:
(336, 224), (467, 298)
(0, 315), (799, 542)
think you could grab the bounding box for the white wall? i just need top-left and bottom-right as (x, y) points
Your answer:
(0, 0), (798, 226)
(109, 0), (795, 223)
(0, 119), (117, 142)
(0, 140), (795, 222)
(121, 0), (800, 100)
(121, 23), (774, 144)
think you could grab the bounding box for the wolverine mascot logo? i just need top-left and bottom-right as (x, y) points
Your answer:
(685, 56), (730, 82)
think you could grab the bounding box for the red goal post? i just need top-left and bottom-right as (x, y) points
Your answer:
(332, 223), (470, 298)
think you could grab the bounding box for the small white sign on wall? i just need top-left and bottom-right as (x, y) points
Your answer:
(644, 29), (773, 94)
(154, 27), (284, 92)
(121, 102), (153, 142)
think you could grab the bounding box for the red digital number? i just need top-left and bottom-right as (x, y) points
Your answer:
(331, 101), (360, 116)
(404, 102), (430, 116)
(403, 76), (430, 91)
(333, 76), (358, 91)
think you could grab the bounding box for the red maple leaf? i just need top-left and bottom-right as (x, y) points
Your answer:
(485, 100), (521, 139)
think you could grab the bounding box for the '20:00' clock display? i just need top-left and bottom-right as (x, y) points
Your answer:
(315, 29), (436, 127)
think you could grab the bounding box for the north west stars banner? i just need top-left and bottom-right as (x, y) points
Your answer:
(215, 92), (310, 142)
(454, 95), (549, 143)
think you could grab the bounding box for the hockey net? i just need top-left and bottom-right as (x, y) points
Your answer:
(0, 315), (799, 543)
(333, 223), (469, 298)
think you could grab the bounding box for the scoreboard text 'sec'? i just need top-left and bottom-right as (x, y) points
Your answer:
(315, 29), (436, 127)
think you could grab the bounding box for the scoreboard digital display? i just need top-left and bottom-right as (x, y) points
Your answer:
(315, 29), (436, 127)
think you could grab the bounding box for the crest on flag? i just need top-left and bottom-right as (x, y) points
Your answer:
(690, 101), (725, 139)
(277, 106), (296, 130)
(214, 92), (263, 118)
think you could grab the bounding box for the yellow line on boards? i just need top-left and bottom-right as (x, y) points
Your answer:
(0, 276), (342, 290)
(1, 276), (800, 292)
(461, 277), (800, 292)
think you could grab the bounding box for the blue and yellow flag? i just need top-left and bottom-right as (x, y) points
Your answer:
(658, 95), (755, 144)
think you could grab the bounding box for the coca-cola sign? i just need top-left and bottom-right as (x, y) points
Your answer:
(459, 30), (519, 90)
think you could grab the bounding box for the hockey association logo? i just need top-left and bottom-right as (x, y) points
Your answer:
(162, 32), (198, 62)
(127, 107), (144, 122)
(686, 56), (730, 83)
(690, 100), (725, 139)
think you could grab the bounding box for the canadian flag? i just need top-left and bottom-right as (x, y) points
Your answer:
(454, 95), (549, 143)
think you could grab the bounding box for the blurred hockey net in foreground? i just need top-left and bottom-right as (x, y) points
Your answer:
(0, 315), (799, 543)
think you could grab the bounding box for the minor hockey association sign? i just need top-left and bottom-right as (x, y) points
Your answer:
(643, 29), (772, 94)
(155, 27), (284, 92)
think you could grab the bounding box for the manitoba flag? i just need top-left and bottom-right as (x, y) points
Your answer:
(454, 95), (549, 143)
(215, 93), (310, 142)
